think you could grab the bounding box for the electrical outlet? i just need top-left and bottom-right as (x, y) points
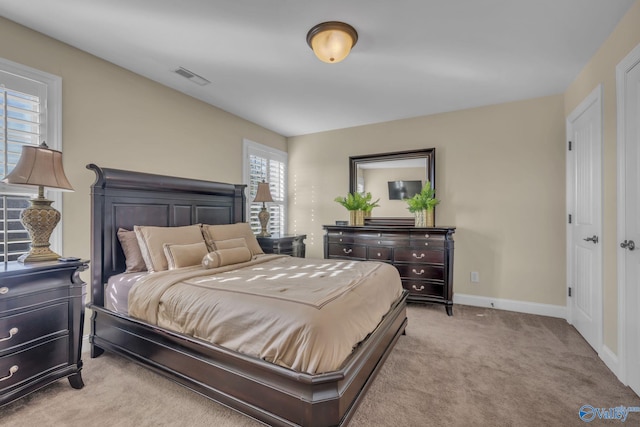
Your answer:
(470, 271), (480, 283)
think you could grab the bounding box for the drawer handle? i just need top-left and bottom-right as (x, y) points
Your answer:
(424, 242), (429, 246)
(343, 248), (353, 254)
(0, 365), (18, 382)
(412, 253), (425, 259)
(424, 234), (430, 238)
(0, 327), (18, 342)
(377, 241), (381, 244)
(412, 269), (425, 275)
(377, 252), (382, 257)
(0, 287), (8, 295)
(339, 238), (343, 242)
(412, 284), (425, 291)
(377, 233), (381, 237)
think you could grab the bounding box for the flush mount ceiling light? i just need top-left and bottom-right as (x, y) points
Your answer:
(306, 21), (358, 63)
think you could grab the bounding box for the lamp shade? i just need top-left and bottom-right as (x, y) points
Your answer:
(2, 142), (73, 191)
(306, 21), (358, 63)
(253, 181), (274, 203)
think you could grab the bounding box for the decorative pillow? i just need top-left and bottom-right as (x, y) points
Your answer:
(163, 241), (209, 270)
(117, 228), (147, 272)
(202, 247), (253, 269)
(134, 224), (205, 272)
(213, 237), (247, 250)
(202, 223), (264, 256)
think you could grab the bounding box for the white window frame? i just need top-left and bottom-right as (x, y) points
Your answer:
(0, 57), (63, 258)
(242, 139), (287, 235)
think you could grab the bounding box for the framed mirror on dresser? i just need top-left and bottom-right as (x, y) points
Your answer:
(326, 149), (456, 315)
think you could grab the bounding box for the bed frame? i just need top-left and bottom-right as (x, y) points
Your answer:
(86, 164), (408, 427)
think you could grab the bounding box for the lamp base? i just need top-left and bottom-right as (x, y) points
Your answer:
(18, 196), (61, 263)
(257, 206), (271, 237)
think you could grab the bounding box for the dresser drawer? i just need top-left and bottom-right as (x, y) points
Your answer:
(366, 247), (393, 261)
(327, 234), (354, 244)
(402, 280), (445, 299)
(0, 336), (69, 392)
(409, 231), (446, 241)
(0, 302), (69, 353)
(354, 232), (407, 246)
(327, 244), (367, 259)
(396, 264), (444, 281)
(394, 248), (445, 264)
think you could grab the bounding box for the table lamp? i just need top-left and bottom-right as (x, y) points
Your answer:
(2, 142), (73, 262)
(253, 181), (273, 237)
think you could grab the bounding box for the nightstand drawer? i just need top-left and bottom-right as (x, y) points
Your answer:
(0, 287), (68, 314)
(0, 336), (69, 392)
(0, 302), (68, 353)
(394, 248), (444, 264)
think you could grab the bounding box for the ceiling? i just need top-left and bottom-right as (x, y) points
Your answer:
(0, 0), (635, 137)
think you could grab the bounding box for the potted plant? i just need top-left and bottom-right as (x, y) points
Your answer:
(362, 192), (380, 218)
(334, 192), (376, 226)
(405, 181), (440, 227)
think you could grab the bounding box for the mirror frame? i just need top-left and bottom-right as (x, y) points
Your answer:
(349, 148), (436, 194)
(349, 148), (436, 223)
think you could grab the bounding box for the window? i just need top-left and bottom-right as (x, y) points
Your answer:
(0, 58), (62, 262)
(243, 140), (287, 235)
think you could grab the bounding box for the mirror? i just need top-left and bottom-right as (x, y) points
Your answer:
(349, 148), (435, 218)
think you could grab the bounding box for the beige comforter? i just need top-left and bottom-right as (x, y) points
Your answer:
(128, 255), (403, 374)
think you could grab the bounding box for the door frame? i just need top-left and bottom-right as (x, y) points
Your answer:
(565, 84), (603, 353)
(616, 41), (640, 386)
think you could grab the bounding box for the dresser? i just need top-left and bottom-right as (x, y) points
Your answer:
(0, 260), (88, 406)
(257, 234), (306, 258)
(323, 224), (455, 315)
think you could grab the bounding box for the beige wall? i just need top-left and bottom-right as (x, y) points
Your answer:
(289, 94), (567, 306)
(564, 0), (640, 354)
(0, 17), (286, 268)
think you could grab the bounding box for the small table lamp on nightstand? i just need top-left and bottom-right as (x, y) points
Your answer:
(253, 181), (273, 237)
(1, 142), (74, 262)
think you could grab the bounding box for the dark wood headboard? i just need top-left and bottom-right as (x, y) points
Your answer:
(87, 164), (246, 307)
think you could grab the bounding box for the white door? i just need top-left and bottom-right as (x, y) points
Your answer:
(617, 43), (640, 397)
(566, 86), (603, 353)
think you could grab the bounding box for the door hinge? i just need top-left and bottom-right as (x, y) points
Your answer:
(568, 141), (572, 151)
(568, 287), (572, 297)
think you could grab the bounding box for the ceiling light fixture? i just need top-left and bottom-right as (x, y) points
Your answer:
(306, 21), (358, 64)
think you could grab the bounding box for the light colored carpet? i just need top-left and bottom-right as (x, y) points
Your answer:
(1, 304), (639, 426)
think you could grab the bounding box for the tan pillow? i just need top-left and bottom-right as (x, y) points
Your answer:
(213, 237), (247, 250)
(202, 223), (264, 256)
(134, 224), (205, 272)
(117, 228), (147, 272)
(163, 241), (209, 270)
(202, 247), (253, 269)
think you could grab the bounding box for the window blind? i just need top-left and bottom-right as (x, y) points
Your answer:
(1, 67), (48, 261)
(244, 141), (287, 235)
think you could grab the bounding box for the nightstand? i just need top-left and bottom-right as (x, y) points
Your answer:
(256, 234), (306, 258)
(0, 260), (88, 406)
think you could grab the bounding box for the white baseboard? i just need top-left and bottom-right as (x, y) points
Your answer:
(453, 293), (567, 319)
(599, 344), (622, 383)
(81, 334), (91, 354)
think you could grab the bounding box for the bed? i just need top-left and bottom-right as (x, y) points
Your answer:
(86, 164), (408, 427)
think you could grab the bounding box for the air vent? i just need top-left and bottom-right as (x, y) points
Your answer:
(173, 67), (210, 86)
